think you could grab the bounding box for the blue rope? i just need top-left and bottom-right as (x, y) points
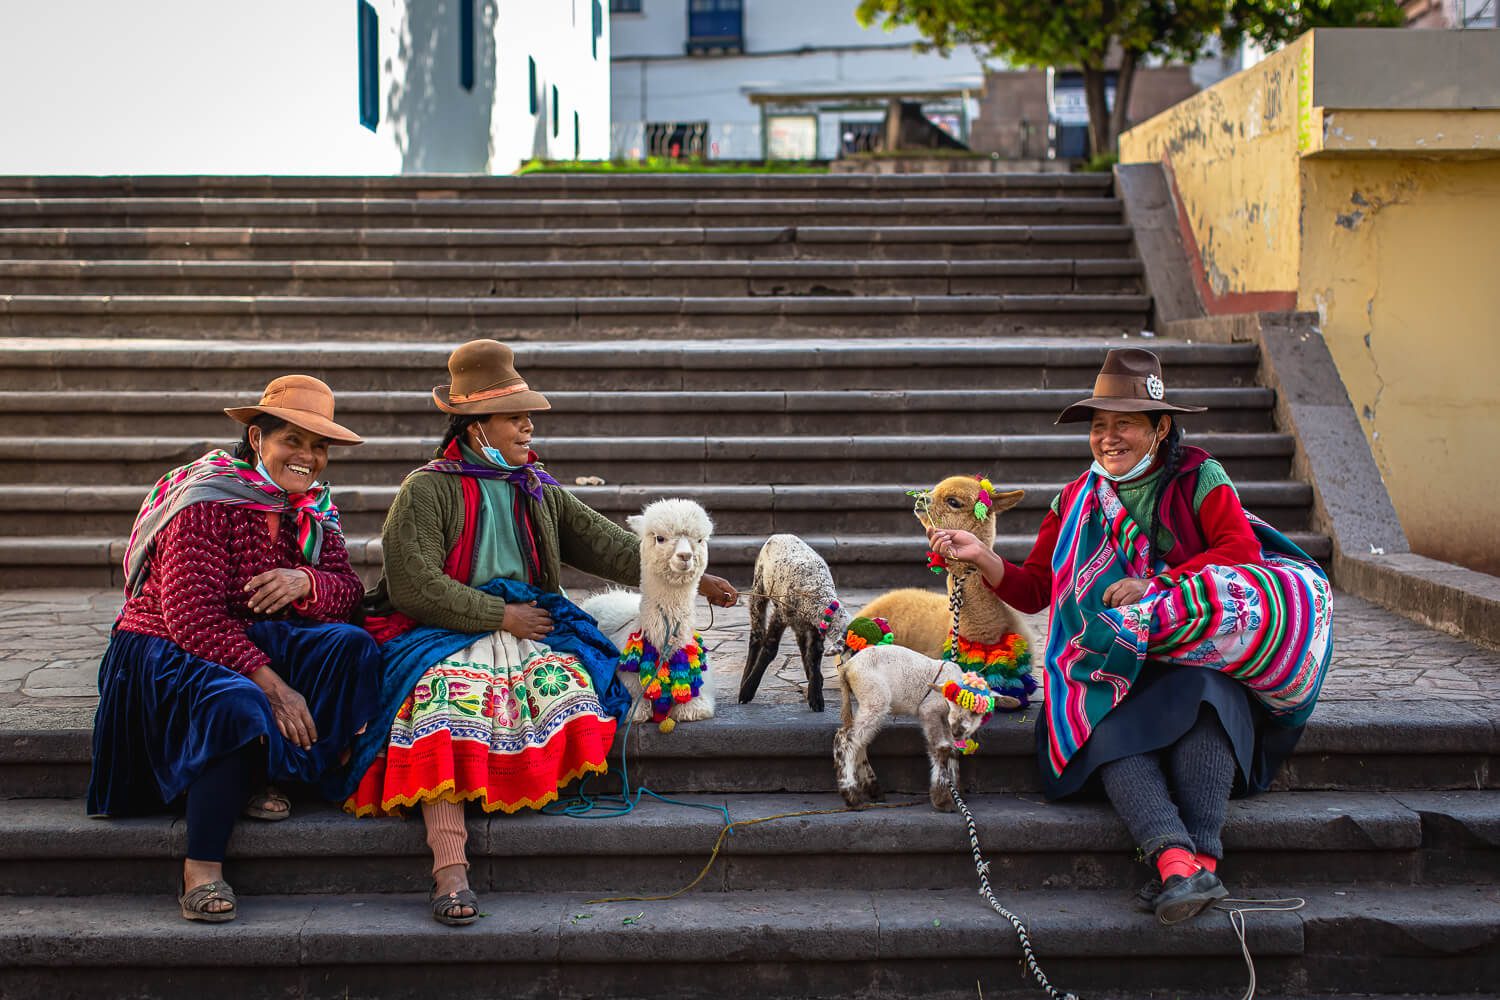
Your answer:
(540, 699), (732, 826)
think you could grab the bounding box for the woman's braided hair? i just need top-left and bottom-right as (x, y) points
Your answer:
(437, 413), (482, 458)
(1142, 412), (1184, 572)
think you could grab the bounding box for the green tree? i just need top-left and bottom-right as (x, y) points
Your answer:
(854, 0), (1405, 157)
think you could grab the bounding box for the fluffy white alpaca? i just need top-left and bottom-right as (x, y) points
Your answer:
(581, 498), (716, 727)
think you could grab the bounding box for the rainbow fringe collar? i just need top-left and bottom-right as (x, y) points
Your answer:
(942, 631), (1036, 709)
(618, 631), (707, 723)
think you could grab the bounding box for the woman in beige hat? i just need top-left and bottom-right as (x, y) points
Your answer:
(930, 347), (1333, 925)
(337, 340), (735, 925)
(88, 375), (382, 924)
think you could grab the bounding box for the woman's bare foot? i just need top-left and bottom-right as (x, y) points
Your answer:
(182, 858), (234, 915)
(432, 862), (476, 921)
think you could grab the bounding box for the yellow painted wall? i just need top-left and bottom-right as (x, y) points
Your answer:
(1119, 36), (1307, 303)
(1301, 158), (1500, 573)
(1120, 29), (1500, 575)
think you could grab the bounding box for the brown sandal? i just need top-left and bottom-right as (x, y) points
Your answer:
(179, 879), (237, 923)
(243, 785), (291, 821)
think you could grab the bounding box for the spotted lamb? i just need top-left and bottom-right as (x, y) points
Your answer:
(739, 533), (851, 713)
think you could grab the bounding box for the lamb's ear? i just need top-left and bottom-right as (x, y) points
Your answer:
(626, 514), (645, 535)
(928, 683), (947, 694)
(991, 489), (1025, 514)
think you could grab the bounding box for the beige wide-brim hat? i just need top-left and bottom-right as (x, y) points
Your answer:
(1055, 347), (1208, 424)
(224, 374), (364, 445)
(433, 339), (552, 415)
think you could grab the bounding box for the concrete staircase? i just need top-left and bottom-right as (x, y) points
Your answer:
(0, 173), (1313, 589)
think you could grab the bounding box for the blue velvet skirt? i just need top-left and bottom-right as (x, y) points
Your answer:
(87, 620), (383, 816)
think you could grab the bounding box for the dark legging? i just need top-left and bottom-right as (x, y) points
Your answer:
(1098, 705), (1236, 860)
(185, 745), (253, 863)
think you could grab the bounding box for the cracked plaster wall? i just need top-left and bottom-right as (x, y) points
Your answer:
(1301, 158), (1500, 575)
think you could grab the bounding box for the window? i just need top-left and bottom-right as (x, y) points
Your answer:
(357, 0), (379, 132)
(686, 0), (742, 55)
(610, 0), (642, 12)
(839, 120), (882, 155)
(459, 0), (475, 91)
(767, 115), (817, 160)
(552, 85), (560, 137)
(528, 57), (538, 114)
(1051, 71), (1116, 159)
(645, 121), (708, 158)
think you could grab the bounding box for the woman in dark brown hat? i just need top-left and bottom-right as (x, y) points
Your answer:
(88, 375), (382, 924)
(338, 340), (737, 927)
(931, 347), (1333, 925)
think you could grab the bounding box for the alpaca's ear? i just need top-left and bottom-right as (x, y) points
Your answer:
(626, 514), (644, 535)
(991, 489), (1025, 513)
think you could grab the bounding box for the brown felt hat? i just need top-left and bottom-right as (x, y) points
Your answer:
(433, 340), (551, 415)
(1055, 348), (1207, 424)
(224, 374), (364, 445)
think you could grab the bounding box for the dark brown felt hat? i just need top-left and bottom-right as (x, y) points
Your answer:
(224, 374), (364, 445)
(1055, 347), (1207, 424)
(433, 340), (552, 415)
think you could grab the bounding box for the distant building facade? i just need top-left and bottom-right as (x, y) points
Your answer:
(1404, 0), (1497, 28)
(0, 0), (609, 175)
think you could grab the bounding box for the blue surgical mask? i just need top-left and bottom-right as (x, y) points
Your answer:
(254, 457), (279, 487)
(1091, 447), (1157, 484)
(477, 427), (525, 471)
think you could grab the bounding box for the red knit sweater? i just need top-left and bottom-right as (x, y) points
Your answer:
(116, 502), (363, 675)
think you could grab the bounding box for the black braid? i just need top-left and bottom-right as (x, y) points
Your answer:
(437, 414), (482, 458)
(1144, 414), (1184, 572)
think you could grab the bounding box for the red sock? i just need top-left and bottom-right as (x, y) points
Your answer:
(1155, 847), (1200, 881)
(1194, 853), (1218, 873)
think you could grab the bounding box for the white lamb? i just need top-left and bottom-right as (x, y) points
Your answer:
(581, 498), (716, 729)
(834, 618), (1019, 812)
(740, 533), (851, 713)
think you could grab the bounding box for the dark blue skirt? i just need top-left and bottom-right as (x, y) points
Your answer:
(87, 620), (383, 816)
(1036, 661), (1306, 801)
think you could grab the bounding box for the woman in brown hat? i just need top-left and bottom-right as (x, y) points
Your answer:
(338, 339), (737, 926)
(87, 375), (382, 924)
(931, 347), (1333, 925)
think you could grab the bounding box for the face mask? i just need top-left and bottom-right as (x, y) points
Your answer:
(476, 426), (524, 471)
(1091, 444), (1157, 484)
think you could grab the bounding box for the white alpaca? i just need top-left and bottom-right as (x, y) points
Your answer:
(834, 622), (1019, 812)
(581, 498), (716, 727)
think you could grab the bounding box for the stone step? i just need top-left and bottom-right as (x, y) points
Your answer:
(0, 196), (1125, 230)
(2, 789), (1494, 897)
(0, 386), (1274, 437)
(3, 701), (1492, 801)
(0, 336), (1259, 391)
(0, 528), (1333, 591)
(0, 293), (1152, 340)
(0, 257), (1145, 297)
(0, 172), (1119, 199)
(0, 224), (1141, 262)
(1, 885), (1498, 997)
(0, 479), (1314, 538)
(0, 432), (1298, 486)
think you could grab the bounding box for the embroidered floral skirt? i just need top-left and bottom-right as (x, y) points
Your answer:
(345, 630), (616, 816)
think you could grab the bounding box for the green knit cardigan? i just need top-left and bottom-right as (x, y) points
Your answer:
(364, 471), (642, 634)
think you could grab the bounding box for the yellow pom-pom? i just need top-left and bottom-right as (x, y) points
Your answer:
(658, 717), (677, 734)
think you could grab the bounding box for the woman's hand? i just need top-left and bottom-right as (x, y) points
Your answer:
(1102, 578), (1152, 608)
(697, 574), (738, 608)
(251, 665), (318, 749)
(503, 600), (554, 640)
(928, 528), (1006, 588)
(244, 568), (310, 615)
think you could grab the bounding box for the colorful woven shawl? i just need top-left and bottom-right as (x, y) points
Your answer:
(1042, 469), (1332, 782)
(415, 442), (560, 502)
(122, 449), (340, 595)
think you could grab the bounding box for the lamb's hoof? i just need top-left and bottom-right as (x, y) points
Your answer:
(807, 689), (825, 713)
(861, 781), (885, 803)
(839, 787), (866, 809)
(929, 790), (956, 813)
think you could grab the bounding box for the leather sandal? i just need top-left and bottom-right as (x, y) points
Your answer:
(1154, 868), (1228, 925)
(179, 879), (238, 923)
(430, 883), (480, 927)
(243, 785), (291, 821)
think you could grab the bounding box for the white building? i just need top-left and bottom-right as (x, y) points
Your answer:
(0, 0), (610, 175)
(609, 0), (986, 160)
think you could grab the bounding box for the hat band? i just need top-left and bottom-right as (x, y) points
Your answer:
(1093, 372), (1154, 400)
(449, 380), (531, 405)
(259, 389), (336, 416)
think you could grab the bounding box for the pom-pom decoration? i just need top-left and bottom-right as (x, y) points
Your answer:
(973, 476), (995, 522)
(816, 599), (842, 634)
(941, 671), (999, 717)
(952, 737), (980, 756)
(618, 631), (708, 724)
(925, 549), (948, 575)
(942, 631), (1036, 710)
(844, 616), (895, 653)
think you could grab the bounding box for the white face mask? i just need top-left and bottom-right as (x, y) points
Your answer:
(1091, 444), (1157, 484)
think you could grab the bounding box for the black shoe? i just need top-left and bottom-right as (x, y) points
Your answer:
(1154, 868), (1227, 925)
(1135, 877), (1162, 913)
